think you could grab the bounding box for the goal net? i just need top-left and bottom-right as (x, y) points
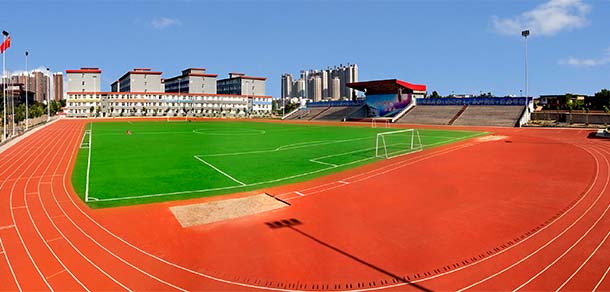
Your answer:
(371, 118), (390, 128)
(375, 129), (423, 159)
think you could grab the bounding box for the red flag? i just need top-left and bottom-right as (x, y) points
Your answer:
(0, 36), (10, 54)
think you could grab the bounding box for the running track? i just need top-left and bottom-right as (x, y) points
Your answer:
(0, 119), (609, 291)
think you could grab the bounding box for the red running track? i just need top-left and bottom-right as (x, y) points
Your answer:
(0, 119), (609, 291)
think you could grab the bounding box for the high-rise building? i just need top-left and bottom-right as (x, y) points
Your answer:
(32, 71), (50, 103)
(53, 73), (63, 100)
(282, 64), (358, 101)
(331, 77), (340, 100)
(281, 73), (293, 99)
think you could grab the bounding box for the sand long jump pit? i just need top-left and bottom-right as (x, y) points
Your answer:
(170, 194), (290, 227)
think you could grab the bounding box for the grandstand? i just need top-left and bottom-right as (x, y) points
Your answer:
(452, 105), (525, 127)
(284, 107), (330, 120)
(315, 105), (367, 121)
(395, 105), (464, 125)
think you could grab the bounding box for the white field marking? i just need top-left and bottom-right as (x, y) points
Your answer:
(456, 145), (609, 292)
(259, 138), (606, 292)
(48, 123), (180, 291)
(0, 121), (59, 292)
(0, 237), (20, 291)
(8, 126), (68, 291)
(51, 124), (487, 292)
(79, 129), (91, 148)
(45, 237), (63, 243)
(11, 206), (26, 210)
(192, 128), (266, 136)
(276, 140), (325, 150)
(40, 124), (131, 291)
(276, 136), (479, 198)
(513, 155), (610, 291)
(593, 266), (610, 292)
(85, 123), (93, 202)
(202, 136), (372, 158)
(295, 191), (305, 197)
(58, 123), (343, 292)
(308, 159), (338, 167)
(193, 156), (246, 186)
(555, 145), (610, 291)
(338, 181), (349, 185)
(556, 230), (610, 291)
(24, 121), (89, 290)
(45, 269), (65, 280)
(0, 225), (15, 231)
(56, 125), (516, 292)
(87, 197), (99, 201)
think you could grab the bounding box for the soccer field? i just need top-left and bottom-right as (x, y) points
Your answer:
(72, 121), (485, 208)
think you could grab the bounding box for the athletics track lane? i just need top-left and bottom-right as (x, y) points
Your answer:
(1, 119), (608, 291)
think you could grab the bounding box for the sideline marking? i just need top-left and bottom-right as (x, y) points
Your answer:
(85, 123), (93, 202)
(90, 133), (482, 203)
(193, 156), (246, 186)
(593, 266), (610, 292)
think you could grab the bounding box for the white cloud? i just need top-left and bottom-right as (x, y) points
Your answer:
(151, 17), (181, 29)
(492, 0), (591, 36)
(560, 47), (610, 67)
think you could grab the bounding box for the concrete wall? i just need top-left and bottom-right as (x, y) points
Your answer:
(189, 76), (217, 94)
(532, 112), (610, 124)
(67, 72), (100, 92)
(129, 74), (162, 92)
(240, 79), (266, 96)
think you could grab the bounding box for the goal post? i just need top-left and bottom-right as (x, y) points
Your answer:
(375, 129), (423, 159)
(371, 118), (390, 128)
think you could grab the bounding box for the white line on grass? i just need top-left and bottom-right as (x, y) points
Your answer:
(193, 156), (246, 186)
(84, 124), (93, 202)
(91, 131), (484, 203)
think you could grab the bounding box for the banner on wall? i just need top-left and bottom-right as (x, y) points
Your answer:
(416, 97), (528, 106)
(366, 93), (412, 117)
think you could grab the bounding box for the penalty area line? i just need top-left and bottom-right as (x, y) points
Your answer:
(193, 155), (246, 186)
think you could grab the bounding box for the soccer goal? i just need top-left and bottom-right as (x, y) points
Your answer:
(375, 129), (423, 159)
(371, 118), (391, 128)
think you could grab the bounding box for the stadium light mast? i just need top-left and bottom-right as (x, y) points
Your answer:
(25, 51), (29, 130)
(522, 29), (530, 106)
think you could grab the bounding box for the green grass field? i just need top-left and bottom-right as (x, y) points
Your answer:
(72, 120), (486, 208)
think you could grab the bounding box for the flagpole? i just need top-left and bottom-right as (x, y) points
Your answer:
(11, 69), (15, 137)
(2, 31), (8, 142)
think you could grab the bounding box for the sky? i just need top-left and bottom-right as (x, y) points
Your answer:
(1, 0), (609, 97)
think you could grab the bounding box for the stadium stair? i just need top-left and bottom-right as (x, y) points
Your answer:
(448, 105), (468, 125)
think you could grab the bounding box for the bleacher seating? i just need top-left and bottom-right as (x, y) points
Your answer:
(452, 106), (525, 127)
(396, 105), (464, 125)
(314, 106), (366, 121)
(284, 107), (330, 120)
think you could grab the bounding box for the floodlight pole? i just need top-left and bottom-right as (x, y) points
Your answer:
(25, 51), (28, 130)
(522, 29), (530, 109)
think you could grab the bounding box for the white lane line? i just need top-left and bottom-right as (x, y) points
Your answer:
(46, 237), (63, 243)
(0, 225), (15, 231)
(457, 145), (608, 292)
(194, 155), (246, 186)
(593, 266), (610, 292)
(557, 230), (610, 291)
(48, 124), (184, 291)
(45, 269), (65, 280)
(294, 191), (305, 197)
(338, 181), (349, 185)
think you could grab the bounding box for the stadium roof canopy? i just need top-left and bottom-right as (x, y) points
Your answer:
(346, 79), (426, 95)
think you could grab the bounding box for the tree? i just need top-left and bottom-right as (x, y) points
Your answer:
(430, 91), (441, 98)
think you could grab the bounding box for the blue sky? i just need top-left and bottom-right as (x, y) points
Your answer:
(1, 0), (609, 97)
